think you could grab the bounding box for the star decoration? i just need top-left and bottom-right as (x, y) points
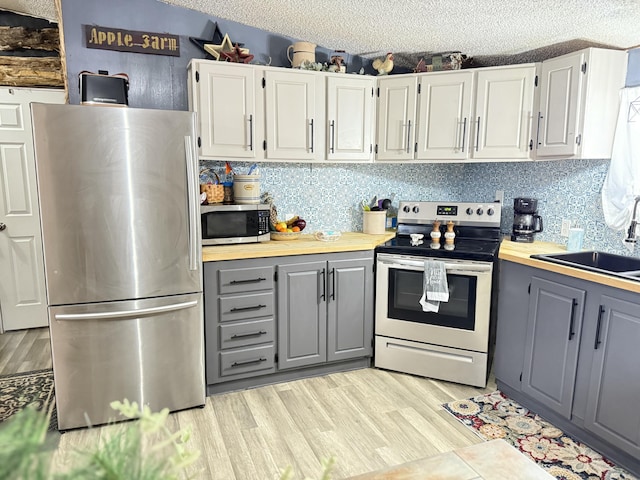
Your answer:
(204, 33), (235, 61)
(189, 22), (246, 60)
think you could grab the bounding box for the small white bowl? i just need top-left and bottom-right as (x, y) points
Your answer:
(315, 231), (342, 242)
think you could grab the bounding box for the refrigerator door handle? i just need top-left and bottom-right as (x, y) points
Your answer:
(184, 135), (199, 271)
(54, 300), (198, 321)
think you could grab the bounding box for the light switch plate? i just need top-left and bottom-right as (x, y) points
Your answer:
(561, 219), (571, 237)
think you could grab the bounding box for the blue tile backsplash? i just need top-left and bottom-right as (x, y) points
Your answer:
(201, 158), (637, 257)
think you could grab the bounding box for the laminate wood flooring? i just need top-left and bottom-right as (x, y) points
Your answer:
(1, 328), (497, 479)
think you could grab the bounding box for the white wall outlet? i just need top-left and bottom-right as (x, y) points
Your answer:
(561, 219), (571, 237)
(495, 190), (504, 204)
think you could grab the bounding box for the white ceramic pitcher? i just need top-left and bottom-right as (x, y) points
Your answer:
(287, 41), (316, 67)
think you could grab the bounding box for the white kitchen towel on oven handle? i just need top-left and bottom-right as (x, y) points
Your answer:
(419, 260), (449, 312)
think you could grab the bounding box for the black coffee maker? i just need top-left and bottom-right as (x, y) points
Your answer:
(511, 197), (543, 243)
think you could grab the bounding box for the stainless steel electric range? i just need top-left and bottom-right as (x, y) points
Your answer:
(374, 200), (502, 387)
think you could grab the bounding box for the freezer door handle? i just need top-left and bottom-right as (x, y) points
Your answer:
(54, 300), (198, 321)
(185, 135), (199, 271)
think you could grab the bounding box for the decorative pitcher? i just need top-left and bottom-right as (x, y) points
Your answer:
(287, 41), (316, 67)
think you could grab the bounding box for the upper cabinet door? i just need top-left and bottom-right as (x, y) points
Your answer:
(416, 71), (474, 160)
(473, 65), (536, 159)
(376, 75), (418, 160)
(536, 52), (583, 158)
(264, 70), (324, 161)
(191, 62), (263, 160)
(326, 76), (375, 161)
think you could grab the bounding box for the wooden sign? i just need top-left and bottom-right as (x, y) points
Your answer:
(84, 25), (180, 56)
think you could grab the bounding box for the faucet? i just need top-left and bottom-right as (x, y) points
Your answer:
(625, 196), (640, 243)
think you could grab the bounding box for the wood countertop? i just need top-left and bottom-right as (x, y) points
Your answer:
(499, 239), (640, 293)
(202, 231), (397, 262)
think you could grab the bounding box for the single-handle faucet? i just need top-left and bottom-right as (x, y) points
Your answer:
(625, 196), (640, 243)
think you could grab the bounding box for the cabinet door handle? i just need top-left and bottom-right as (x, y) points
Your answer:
(475, 116), (481, 152)
(231, 357), (267, 368)
(230, 304), (266, 312)
(319, 268), (326, 302)
(230, 277), (266, 285)
(309, 118), (314, 153)
(329, 268), (335, 301)
(248, 114), (254, 151)
(536, 113), (543, 148)
(568, 299), (577, 340)
(330, 120), (335, 154)
(594, 305), (604, 349)
(406, 120), (412, 153)
(460, 117), (467, 153)
(231, 330), (267, 339)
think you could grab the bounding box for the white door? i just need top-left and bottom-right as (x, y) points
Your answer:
(326, 75), (375, 161)
(536, 52), (584, 157)
(473, 65), (536, 159)
(264, 69), (324, 161)
(194, 62), (263, 160)
(376, 75), (417, 161)
(416, 71), (474, 160)
(0, 87), (66, 332)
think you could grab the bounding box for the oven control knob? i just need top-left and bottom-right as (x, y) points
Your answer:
(476, 208), (484, 215)
(466, 208), (474, 215)
(403, 205), (411, 213)
(487, 208), (495, 216)
(412, 206), (420, 213)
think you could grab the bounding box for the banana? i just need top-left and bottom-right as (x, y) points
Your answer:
(286, 215), (299, 227)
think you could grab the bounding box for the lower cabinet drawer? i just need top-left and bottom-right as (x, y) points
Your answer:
(219, 318), (275, 349)
(219, 292), (274, 322)
(219, 344), (275, 378)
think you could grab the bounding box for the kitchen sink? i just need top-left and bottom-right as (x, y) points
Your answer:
(530, 251), (640, 281)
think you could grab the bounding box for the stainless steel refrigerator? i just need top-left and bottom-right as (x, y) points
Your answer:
(31, 103), (205, 430)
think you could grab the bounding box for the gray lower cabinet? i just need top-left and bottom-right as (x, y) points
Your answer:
(495, 260), (640, 476)
(277, 256), (374, 370)
(584, 295), (640, 459)
(522, 276), (585, 419)
(203, 250), (374, 393)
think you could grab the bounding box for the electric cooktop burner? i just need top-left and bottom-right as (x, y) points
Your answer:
(376, 200), (503, 262)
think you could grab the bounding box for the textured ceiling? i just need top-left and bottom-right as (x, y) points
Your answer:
(4, 0), (639, 61)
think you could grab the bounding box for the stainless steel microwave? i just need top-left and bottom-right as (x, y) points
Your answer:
(201, 204), (271, 245)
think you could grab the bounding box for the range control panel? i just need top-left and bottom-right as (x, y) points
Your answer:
(398, 201), (502, 227)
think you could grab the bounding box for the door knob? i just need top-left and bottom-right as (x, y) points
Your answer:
(0, 222), (6, 231)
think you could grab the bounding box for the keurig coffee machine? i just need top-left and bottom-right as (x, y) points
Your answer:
(511, 197), (543, 242)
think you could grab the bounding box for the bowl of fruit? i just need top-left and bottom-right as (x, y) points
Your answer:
(270, 215), (307, 241)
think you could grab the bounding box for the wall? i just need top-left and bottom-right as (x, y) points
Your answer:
(60, 0), (364, 109)
(61, 1), (640, 257)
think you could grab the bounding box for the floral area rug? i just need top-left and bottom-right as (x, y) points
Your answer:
(443, 391), (636, 480)
(0, 369), (57, 431)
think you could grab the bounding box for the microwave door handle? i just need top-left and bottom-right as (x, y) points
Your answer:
(184, 135), (199, 271)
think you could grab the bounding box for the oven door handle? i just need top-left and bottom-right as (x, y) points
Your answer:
(378, 257), (492, 273)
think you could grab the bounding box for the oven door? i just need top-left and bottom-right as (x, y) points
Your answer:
(375, 253), (493, 352)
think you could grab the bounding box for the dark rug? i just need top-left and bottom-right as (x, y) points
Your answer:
(443, 391), (637, 480)
(0, 369), (57, 431)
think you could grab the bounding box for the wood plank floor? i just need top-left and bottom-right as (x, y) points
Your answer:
(1, 328), (496, 479)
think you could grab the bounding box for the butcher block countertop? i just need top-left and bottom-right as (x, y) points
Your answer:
(202, 231), (396, 262)
(499, 239), (640, 294)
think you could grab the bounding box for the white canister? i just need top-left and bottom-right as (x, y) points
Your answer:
(287, 41), (316, 68)
(232, 175), (261, 204)
(363, 210), (387, 234)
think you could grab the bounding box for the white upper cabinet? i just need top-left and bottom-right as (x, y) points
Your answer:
(535, 48), (628, 160)
(416, 71), (474, 160)
(188, 61), (264, 161)
(375, 75), (418, 160)
(326, 75), (375, 161)
(473, 65), (537, 160)
(264, 69), (325, 161)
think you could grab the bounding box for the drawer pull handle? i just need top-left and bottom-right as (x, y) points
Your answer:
(230, 277), (266, 285)
(594, 305), (604, 349)
(231, 357), (267, 368)
(231, 330), (267, 339)
(568, 299), (577, 340)
(230, 304), (266, 312)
